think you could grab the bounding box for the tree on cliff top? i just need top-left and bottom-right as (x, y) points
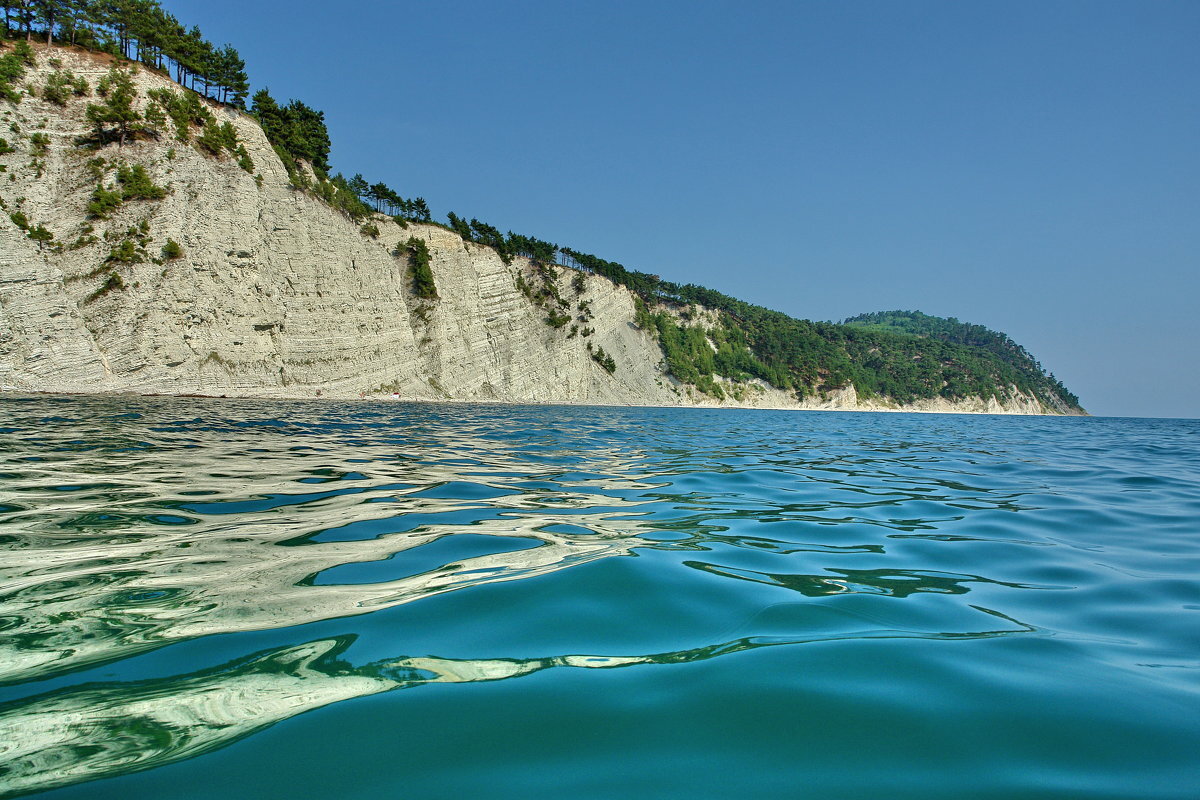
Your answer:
(32, 0), (66, 46)
(86, 67), (142, 147)
(3, 1), (249, 107)
(250, 88), (330, 173)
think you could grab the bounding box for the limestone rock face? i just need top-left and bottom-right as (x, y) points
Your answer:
(0, 46), (1059, 414)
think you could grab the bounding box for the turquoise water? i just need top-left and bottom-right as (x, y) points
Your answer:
(0, 397), (1197, 799)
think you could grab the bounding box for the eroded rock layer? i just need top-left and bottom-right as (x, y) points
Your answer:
(0, 46), (1062, 414)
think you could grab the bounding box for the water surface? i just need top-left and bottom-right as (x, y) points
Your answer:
(0, 397), (1197, 798)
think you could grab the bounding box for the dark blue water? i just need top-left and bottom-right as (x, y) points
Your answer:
(0, 397), (1197, 798)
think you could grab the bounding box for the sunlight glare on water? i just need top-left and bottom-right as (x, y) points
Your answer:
(0, 396), (1197, 799)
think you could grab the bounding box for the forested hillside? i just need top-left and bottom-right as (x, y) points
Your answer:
(0, 2), (1084, 413)
(844, 311), (1080, 409)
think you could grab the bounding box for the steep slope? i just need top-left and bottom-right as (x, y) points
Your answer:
(0, 45), (682, 405)
(0, 43), (1079, 414)
(844, 310), (1081, 413)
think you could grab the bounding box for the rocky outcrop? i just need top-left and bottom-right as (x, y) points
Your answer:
(0, 45), (1063, 414)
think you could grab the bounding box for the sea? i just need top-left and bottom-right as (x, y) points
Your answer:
(0, 395), (1197, 799)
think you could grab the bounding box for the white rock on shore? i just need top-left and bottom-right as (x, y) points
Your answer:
(0, 44), (1063, 415)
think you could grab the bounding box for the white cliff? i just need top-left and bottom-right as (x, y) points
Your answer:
(0, 45), (1061, 414)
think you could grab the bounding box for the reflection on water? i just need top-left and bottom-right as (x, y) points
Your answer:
(0, 402), (664, 685)
(0, 604), (1037, 798)
(0, 501), (648, 684)
(685, 562), (1061, 597)
(1, 397), (1199, 799)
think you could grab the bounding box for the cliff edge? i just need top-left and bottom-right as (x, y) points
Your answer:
(0, 44), (1078, 414)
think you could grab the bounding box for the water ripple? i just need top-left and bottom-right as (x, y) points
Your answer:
(0, 397), (1198, 798)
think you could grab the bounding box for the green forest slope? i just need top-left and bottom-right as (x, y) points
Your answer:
(843, 311), (1081, 409)
(0, 2), (1084, 413)
(619, 281), (1083, 410)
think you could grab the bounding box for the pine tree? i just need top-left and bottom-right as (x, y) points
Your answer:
(348, 173), (369, 198)
(34, 0), (67, 46)
(216, 44), (247, 106)
(59, 0), (88, 45)
(447, 212), (472, 241)
(15, 0), (34, 41)
(369, 182), (391, 212)
(250, 89), (282, 131)
(86, 66), (141, 147)
(192, 37), (215, 96)
(281, 99), (329, 171)
(176, 25), (205, 89)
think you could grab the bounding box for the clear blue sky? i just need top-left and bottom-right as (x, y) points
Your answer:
(171, 0), (1199, 418)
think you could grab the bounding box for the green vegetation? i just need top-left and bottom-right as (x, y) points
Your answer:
(587, 343), (617, 374)
(310, 172), (371, 218)
(26, 222), (53, 247)
(235, 143), (253, 173)
(446, 213), (516, 264)
(1, 1), (416, 223)
(0, 2), (1078, 411)
(3, 2), (248, 105)
(348, 174), (430, 222)
(446, 211), (471, 241)
(162, 237), (182, 259)
(6, 5), (254, 170)
(86, 183), (122, 217)
(400, 237), (437, 300)
(142, 88), (252, 169)
(842, 310), (1081, 407)
(69, 230), (98, 249)
(250, 94), (404, 217)
(0, 41), (34, 102)
(85, 270), (125, 304)
(445, 216), (563, 269)
(116, 163), (165, 200)
(5, 199), (55, 247)
(146, 87), (210, 143)
(196, 118), (239, 157)
(545, 308), (570, 328)
(106, 237), (138, 263)
(100, 219), (151, 265)
(85, 162), (165, 218)
(553, 245), (1079, 407)
(42, 69), (88, 105)
(251, 89), (329, 172)
(627, 291), (1083, 406)
(515, 262), (575, 330)
(85, 67), (143, 146)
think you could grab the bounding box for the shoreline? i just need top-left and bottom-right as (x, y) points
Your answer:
(0, 387), (1087, 416)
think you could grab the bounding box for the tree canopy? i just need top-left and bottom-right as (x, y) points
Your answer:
(2, 0), (249, 105)
(0, 1), (1082, 411)
(250, 90), (330, 172)
(433, 211), (1082, 409)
